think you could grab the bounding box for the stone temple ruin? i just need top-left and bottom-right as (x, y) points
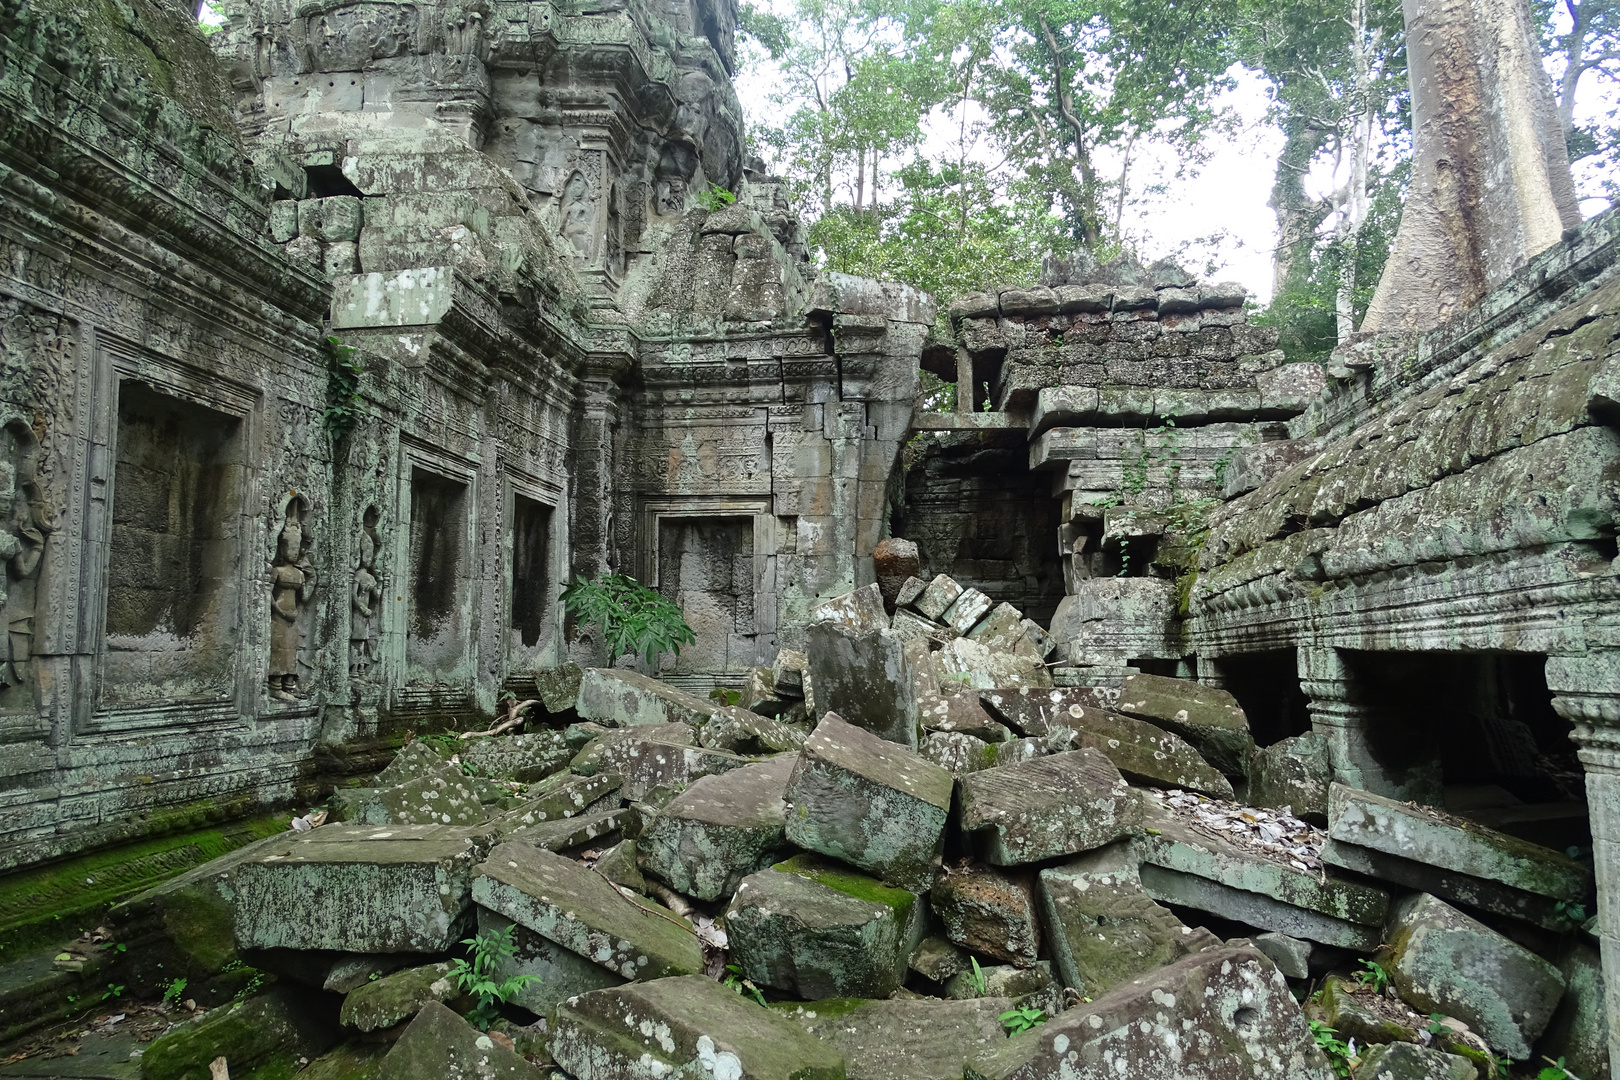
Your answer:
(0, 0), (1618, 1075)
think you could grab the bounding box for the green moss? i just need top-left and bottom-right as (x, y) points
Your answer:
(772, 855), (917, 920)
(768, 997), (869, 1022)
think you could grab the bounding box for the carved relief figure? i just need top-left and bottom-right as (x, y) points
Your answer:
(350, 506), (382, 677)
(269, 498), (317, 701)
(0, 425), (46, 696)
(559, 171), (594, 260)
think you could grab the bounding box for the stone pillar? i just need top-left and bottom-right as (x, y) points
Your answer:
(1298, 646), (1443, 804)
(956, 345), (975, 416)
(569, 353), (630, 578)
(1550, 650), (1620, 1078)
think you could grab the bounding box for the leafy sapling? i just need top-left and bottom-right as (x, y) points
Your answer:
(561, 574), (697, 670)
(1000, 1005), (1046, 1035)
(722, 964), (767, 1006)
(451, 924), (538, 1031)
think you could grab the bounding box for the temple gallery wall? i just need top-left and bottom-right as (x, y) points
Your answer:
(0, 0), (1618, 1071)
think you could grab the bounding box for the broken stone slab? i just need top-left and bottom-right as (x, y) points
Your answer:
(920, 691), (1011, 742)
(1352, 1043), (1479, 1080)
(471, 841), (703, 980)
(727, 855), (925, 999)
(1138, 801), (1389, 949)
(352, 769), (490, 827)
(637, 754), (795, 900)
(937, 637), (1052, 691)
(477, 909), (624, 1018)
(909, 934), (971, 983)
(460, 732), (573, 784)
(139, 986), (340, 1080)
(1251, 931), (1312, 980)
(931, 867), (1041, 967)
(592, 735), (754, 800)
(592, 838), (646, 893)
(1313, 975), (1420, 1046)
(378, 1000), (545, 1080)
(323, 953), (417, 994)
(570, 722), (694, 775)
(874, 538), (922, 612)
(1249, 732), (1333, 821)
(1111, 672), (1255, 777)
(503, 806), (628, 852)
(811, 581), (891, 632)
(941, 588), (995, 636)
(895, 575), (928, 610)
(495, 772), (623, 831)
(231, 824), (494, 953)
(1385, 892), (1565, 1060)
(375, 741), (452, 789)
(575, 667), (718, 728)
(919, 730), (998, 775)
(338, 961), (467, 1032)
(1037, 841), (1220, 996)
(550, 975), (845, 1080)
(699, 704), (807, 753)
(1538, 937), (1609, 1080)
(1048, 702), (1233, 799)
(963, 946), (1335, 1080)
(773, 996), (1012, 1080)
(958, 749), (1141, 866)
(1326, 783), (1593, 902)
(805, 621), (921, 747)
(773, 648), (808, 695)
(912, 574), (964, 621)
(892, 608), (961, 651)
(944, 961), (1062, 1017)
(744, 665), (790, 718)
(1318, 839), (1572, 932)
(784, 712), (954, 891)
(533, 661), (584, 713)
(980, 687), (1089, 736)
(964, 603), (1038, 659)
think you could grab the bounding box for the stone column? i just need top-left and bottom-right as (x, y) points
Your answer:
(568, 352), (630, 580)
(1298, 646), (1443, 804)
(1549, 651), (1620, 1078)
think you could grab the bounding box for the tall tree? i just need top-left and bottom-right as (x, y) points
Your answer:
(1545, 0), (1620, 201)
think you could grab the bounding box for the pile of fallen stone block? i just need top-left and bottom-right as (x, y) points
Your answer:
(108, 579), (1604, 1080)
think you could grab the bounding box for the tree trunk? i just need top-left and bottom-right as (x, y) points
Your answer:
(1361, 0), (1581, 331)
(1269, 118), (1333, 301)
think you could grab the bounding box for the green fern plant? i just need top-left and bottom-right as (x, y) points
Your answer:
(561, 574), (697, 669)
(450, 925), (538, 1031)
(695, 184), (737, 211)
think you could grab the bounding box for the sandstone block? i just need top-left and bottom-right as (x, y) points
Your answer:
(269, 200), (299, 242)
(140, 986), (339, 1080)
(932, 867), (1041, 967)
(937, 637), (1052, 691)
(895, 575), (928, 610)
(963, 603), (1037, 658)
(958, 749), (1140, 865)
(461, 731), (573, 784)
(773, 648), (808, 695)
(354, 769), (488, 827)
(944, 961), (1062, 1017)
(1386, 892), (1565, 1060)
(909, 934), (971, 983)
(726, 856), (924, 1000)
(1249, 732), (1332, 820)
(699, 703), (806, 753)
(941, 588), (994, 635)
(502, 806), (627, 851)
(1038, 842), (1218, 996)
(810, 582), (890, 632)
(913, 574), (964, 620)
(592, 735), (752, 800)
(1113, 672), (1255, 776)
(784, 712), (953, 890)
(892, 608), (959, 649)
(874, 538), (921, 611)
(375, 741), (452, 788)
(476, 909), (623, 1018)
(575, 667), (718, 727)
(919, 730), (998, 775)
(570, 722), (693, 774)
(1047, 699), (1232, 798)
(494, 771), (622, 832)
(533, 661), (584, 712)
(1352, 1042), (1479, 1080)
(231, 824), (493, 953)
(1252, 932), (1312, 980)
(551, 976), (845, 1080)
(338, 961), (465, 1032)
(377, 1001), (544, 1080)
(637, 754), (794, 900)
(806, 621), (920, 746)
(471, 842), (703, 980)
(964, 946), (1334, 1080)
(921, 691), (1011, 742)
(774, 996), (1011, 1080)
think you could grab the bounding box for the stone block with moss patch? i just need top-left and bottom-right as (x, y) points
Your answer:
(958, 749), (1141, 866)
(471, 841), (702, 980)
(1111, 672), (1255, 777)
(569, 723), (693, 775)
(944, 960), (1063, 1017)
(1047, 705), (1232, 799)
(1351, 1042), (1479, 1080)
(773, 996), (1013, 1080)
(351, 769), (489, 827)
(552, 975), (846, 1080)
(784, 713), (953, 892)
(460, 732), (573, 784)
(637, 754), (795, 900)
(338, 962), (469, 1033)
(476, 909), (624, 1018)
(575, 668), (718, 728)
(141, 987), (340, 1080)
(377, 1001), (545, 1080)
(726, 856), (924, 999)
(298, 1041), (388, 1080)
(375, 742), (454, 789)
(919, 730), (1000, 775)
(592, 736), (753, 801)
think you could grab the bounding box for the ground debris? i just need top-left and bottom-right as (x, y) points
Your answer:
(1146, 787), (1326, 874)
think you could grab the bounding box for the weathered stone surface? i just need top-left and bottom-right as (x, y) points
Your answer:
(942, 588), (995, 635)
(1352, 1042), (1478, 1080)
(1050, 702), (1232, 798)
(964, 946), (1334, 1080)
(592, 838), (647, 893)
(931, 867), (1041, 967)
(353, 769), (489, 827)
(964, 603), (1033, 656)
(1327, 783), (1593, 901)
(570, 723), (694, 775)
(477, 909), (624, 1018)
(1249, 733), (1333, 820)
(919, 730), (999, 775)
(727, 856), (924, 999)
(593, 736), (753, 800)
(744, 666), (790, 718)
(1251, 932), (1312, 980)
(875, 539), (922, 611)
(937, 638), (1052, 691)
(1539, 937), (1610, 1080)
(981, 687), (1090, 736)
(811, 582), (890, 632)
(1314, 975), (1420, 1047)
(909, 934), (971, 983)
(1112, 672), (1256, 777)
(1318, 838), (1571, 931)
(377, 1001), (545, 1080)
(461, 732), (573, 784)
(892, 608), (960, 649)
(774, 996), (1011, 1080)
(637, 754), (794, 900)
(921, 691), (1012, 742)
(958, 749), (1141, 866)
(504, 806), (628, 851)
(495, 772), (623, 831)
(806, 621), (920, 747)
(1139, 801), (1389, 949)
(231, 825), (493, 953)
(1386, 892), (1566, 1059)
(141, 987), (339, 1080)
(575, 668), (719, 727)
(785, 712), (953, 890)
(774, 649), (809, 695)
(324, 953), (418, 994)
(339, 962), (465, 1033)
(376, 742), (453, 789)
(471, 842), (703, 980)
(945, 961), (1063, 1017)
(534, 661), (585, 713)
(700, 704), (807, 753)
(914, 574), (965, 621)
(551, 976), (846, 1080)
(1037, 841), (1219, 996)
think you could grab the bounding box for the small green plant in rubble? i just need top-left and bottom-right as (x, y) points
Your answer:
(561, 573), (697, 669)
(451, 924), (537, 1031)
(1000, 1004), (1046, 1035)
(1308, 1019), (1355, 1078)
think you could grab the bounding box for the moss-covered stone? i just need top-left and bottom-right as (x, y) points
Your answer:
(637, 754), (794, 900)
(773, 996), (1012, 1080)
(376, 1001), (545, 1080)
(959, 749), (1141, 866)
(298, 1041), (388, 1080)
(141, 988), (339, 1080)
(338, 962), (468, 1033)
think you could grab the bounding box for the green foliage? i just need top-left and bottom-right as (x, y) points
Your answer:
(722, 964), (768, 1006)
(1537, 1056), (1571, 1080)
(696, 184), (738, 211)
(1425, 1013), (1448, 1035)
(1555, 898), (1589, 926)
(709, 687), (743, 706)
(561, 574), (697, 669)
(162, 976), (188, 1005)
(1354, 958), (1390, 994)
(102, 982), (125, 1001)
(1308, 1019), (1355, 1078)
(451, 925), (539, 1031)
(323, 336), (365, 440)
(966, 956), (988, 995)
(1000, 1004), (1046, 1035)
